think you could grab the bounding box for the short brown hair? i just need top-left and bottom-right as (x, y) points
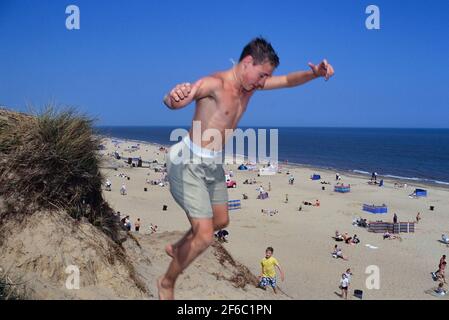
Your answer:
(240, 37), (280, 68)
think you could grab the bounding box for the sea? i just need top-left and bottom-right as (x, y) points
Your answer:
(96, 126), (449, 187)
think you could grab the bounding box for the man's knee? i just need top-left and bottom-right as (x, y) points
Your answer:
(193, 228), (214, 248)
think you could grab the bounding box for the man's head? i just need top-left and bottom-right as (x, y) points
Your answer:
(265, 247), (274, 258)
(238, 37), (279, 91)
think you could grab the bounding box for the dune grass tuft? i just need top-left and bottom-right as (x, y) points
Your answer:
(0, 106), (122, 242)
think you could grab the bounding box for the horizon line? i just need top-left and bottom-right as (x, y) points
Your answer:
(95, 125), (449, 130)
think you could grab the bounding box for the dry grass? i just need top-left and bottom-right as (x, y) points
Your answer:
(212, 241), (259, 289)
(0, 106), (122, 242)
(0, 266), (29, 300)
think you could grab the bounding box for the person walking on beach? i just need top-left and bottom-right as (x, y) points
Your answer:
(120, 183), (127, 196)
(105, 179), (112, 191)
(416, 212), (421, 223)
(437, 262), (447, 284)
(433, 255), (446, 280)
(258, 247), (285, 294)
(339, 273), (350, 299)
(158, 37), (334, 300)
(393, 213), (398, 224)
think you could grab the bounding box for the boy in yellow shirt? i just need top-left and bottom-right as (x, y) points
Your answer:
(259, 247), (285, 294)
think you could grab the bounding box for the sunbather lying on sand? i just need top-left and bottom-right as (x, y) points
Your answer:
(342, 233), (352, 244)
(261, 209), (278, 216)
(383, 231), (401, 240)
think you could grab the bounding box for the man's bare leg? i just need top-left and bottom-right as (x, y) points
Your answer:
(158, 218), (215, 300)
(165, 204), (228, 258)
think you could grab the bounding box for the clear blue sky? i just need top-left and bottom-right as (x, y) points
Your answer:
(1, 0), (448, 127)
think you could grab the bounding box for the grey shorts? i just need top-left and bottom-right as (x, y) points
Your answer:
(166, 137), (228, 219)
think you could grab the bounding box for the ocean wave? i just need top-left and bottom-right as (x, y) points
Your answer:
(384, 174), (421, 181)
(434, 180), (449, 186)
(383, 174), (449, 186)
(352, 170), (370, 175)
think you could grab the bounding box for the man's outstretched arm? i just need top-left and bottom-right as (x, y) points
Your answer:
(262, 59), (334, 90)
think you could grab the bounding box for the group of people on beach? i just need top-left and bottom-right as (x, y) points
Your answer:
(335, 231), (360, 245)
(116, 212), (158, 234)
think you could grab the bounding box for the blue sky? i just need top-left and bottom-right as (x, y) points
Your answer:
(1, 0), (448, 127)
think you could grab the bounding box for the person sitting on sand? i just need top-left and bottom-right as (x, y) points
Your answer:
(332, 245), (348, 260)
(359, 218), (368, 228)
(314, 199), (320, 207)
(258, 247), (285, 294)
(215, 229), (229, 243)
(383, 231), (401, 240)
(442, 234), (449, 244)
(335, 231), (344, 241)
(135, 218), (141, 232)
(351, 234), (360, 244)
(383, 231), (392, 239)
(352, 218), (359, 226)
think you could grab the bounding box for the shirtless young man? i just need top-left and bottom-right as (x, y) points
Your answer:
(158, 37), (334, 299)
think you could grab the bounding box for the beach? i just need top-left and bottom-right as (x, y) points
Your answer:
(100, 137), (449, 300)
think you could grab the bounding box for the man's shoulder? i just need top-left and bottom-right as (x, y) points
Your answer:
(201, 74), (224, 89)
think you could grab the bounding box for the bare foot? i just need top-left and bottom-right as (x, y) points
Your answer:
(157, 276), (174, 300)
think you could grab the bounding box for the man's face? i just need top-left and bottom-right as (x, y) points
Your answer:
(241, 57), (275, 91)
(265, 250), (272, 258)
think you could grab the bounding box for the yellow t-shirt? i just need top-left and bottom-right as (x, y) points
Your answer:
(261, 257), (279, 278)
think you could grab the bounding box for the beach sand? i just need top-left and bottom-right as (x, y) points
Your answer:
(100, 137), (449, 300)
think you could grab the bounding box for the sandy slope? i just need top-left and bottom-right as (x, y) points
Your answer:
(0, 207), (287, 300)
